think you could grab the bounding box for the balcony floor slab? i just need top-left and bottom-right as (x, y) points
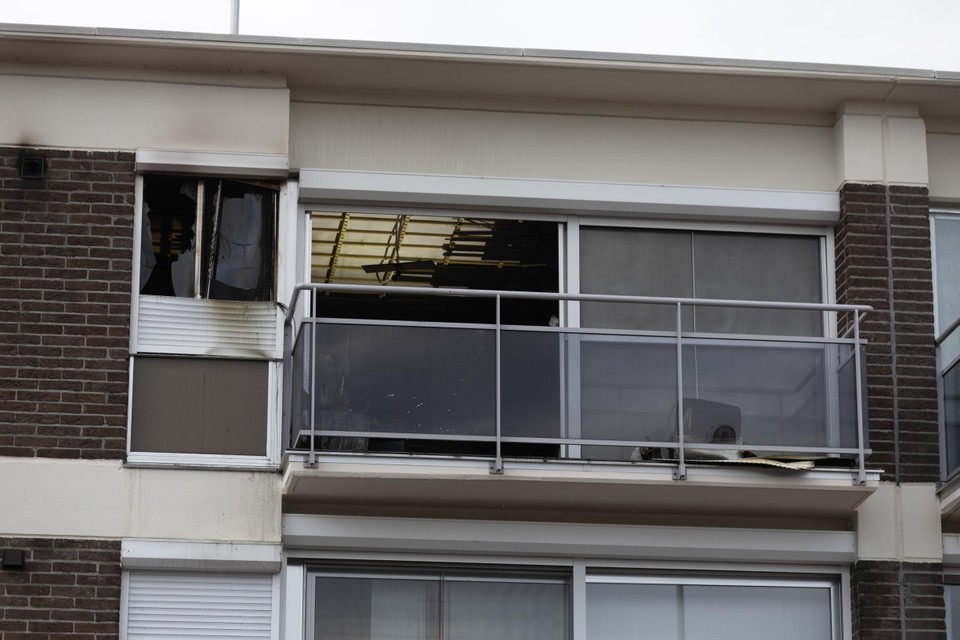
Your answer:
(282, 453), (878, 528)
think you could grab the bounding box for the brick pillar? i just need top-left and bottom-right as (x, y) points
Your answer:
(0, 537), (121, 639)
(835, 183), (939, 483)
(852, 561), (946, 640)
(0, 147), (134, 459)
(838, 184), (945, 639)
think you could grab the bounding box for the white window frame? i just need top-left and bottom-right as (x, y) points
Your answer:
(127, 150), (292, 469)
(287, 553), (849, 640)
(586, 572), (843, 640)
(296, 206), (838, 458)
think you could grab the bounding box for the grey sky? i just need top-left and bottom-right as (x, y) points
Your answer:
(2, 0), (959, 71)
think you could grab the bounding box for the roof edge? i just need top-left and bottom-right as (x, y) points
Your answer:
(1, 21), (957, 81)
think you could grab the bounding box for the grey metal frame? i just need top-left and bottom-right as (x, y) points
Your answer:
(931, 210), (960, 483)
(938, 316), (960, 482)
(585, 572), (842, 640)
(285, 282), (872, 483)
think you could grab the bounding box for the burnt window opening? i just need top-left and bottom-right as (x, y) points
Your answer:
(299, 212), (562, 458)
(309, 212), (560, 325)
(140, 175), (278, 301)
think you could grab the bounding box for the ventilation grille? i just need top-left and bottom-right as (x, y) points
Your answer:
(126, 571), (274, 639)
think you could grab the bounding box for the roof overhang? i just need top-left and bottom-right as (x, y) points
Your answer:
(3, 24), (960, 117)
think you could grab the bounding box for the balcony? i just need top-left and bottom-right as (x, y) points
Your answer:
(282, 283), (877, 523)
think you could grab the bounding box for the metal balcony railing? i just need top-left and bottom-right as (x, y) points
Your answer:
(284, 283), (872, 484)
(938, 315), (960, 481)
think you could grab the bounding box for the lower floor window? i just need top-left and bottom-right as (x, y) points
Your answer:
(306, 565), (840, 640)
(309, 567), (569, 640)
(587, 576), (837, 640)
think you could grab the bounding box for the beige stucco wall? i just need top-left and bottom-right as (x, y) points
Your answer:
(0, 458), (281, 542)
(0, 71), (289, 154)
(290, 102), (837, 191)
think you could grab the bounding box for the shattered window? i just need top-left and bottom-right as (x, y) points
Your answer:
(140, 175), (277, 301)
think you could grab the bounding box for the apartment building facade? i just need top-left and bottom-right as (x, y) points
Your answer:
(2, 23), (960, 640)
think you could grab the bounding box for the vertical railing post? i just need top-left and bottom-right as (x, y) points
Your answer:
(853, 311), (866, 485)
(307, 290), (318, 468)
(674, 301), (686, 480)
(491, 294), (504, 474)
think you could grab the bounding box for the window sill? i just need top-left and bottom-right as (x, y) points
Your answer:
(126, 451), (280, 472)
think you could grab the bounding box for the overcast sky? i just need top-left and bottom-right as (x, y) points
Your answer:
(2, 0), (959, 71)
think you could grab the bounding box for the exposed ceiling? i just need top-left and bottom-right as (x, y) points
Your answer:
(310, 211), (557, 291)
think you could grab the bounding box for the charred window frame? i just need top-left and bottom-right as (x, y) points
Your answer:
(140, 175), (278, 302)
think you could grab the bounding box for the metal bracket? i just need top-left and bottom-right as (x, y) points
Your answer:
(489, 458), (504, 474)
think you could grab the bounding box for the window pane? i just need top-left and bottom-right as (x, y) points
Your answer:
(444, 580), (569, 640)
(692, 232), (821, 336)
(946, 584), (960, 640)
(587, 583), (680, 640)
(580, 228), (693, 331)
(202, 179), (276, 301)
(587, 582), (833, 640)
(579, 229), (822, 336)
(314, 577), (439, 640)
(935, 216), (960, 368)
(140, 175), (198, 297)
(130, 356), (268, 456)
(683, 585), (832, 640)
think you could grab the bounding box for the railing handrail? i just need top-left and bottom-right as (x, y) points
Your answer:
(937, 314), (960, 347)
(286, 281), (872, 483)
(285, 282), (873, 325)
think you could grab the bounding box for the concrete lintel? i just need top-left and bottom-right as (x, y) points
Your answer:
(299, 169), (839, 224)
(136, 148), (289, 178)
(122, 539), (282, 572)
(283, 514), (856, 564)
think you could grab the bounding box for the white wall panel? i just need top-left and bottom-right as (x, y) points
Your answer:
(290, 102), (836, 191)
(929, 132), (960, 200)
(0, 74), (289, 154)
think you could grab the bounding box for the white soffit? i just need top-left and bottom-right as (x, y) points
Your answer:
(298, 169), (840, 224)
(122, 539), (283, 572)
(282, 514), (856, 564)
(136, 148), (288, 178)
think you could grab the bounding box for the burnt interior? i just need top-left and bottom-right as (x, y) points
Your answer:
(303, 213), (561, 458)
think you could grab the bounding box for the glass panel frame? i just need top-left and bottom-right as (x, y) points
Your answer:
(932, 211), (960, 480)
(586, 573), (841, 640)
(306, 566), (571, 640)
(303, 564), (842, 640)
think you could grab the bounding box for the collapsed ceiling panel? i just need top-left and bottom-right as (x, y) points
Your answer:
(310, 212), (554, 290)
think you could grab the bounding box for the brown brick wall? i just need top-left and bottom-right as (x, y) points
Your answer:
(0, 537), (121, 640)
(0, 147), (134, 460)
(836, 184), (939, 482)
(852, 560), (946, 640)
